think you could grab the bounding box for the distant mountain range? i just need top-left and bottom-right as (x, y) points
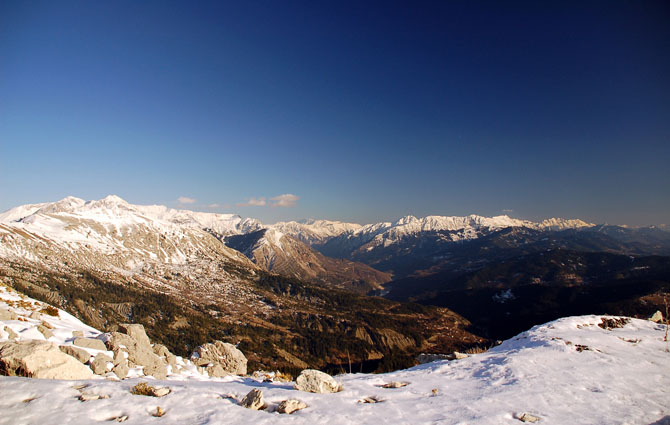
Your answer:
(1, 195), (668, 367)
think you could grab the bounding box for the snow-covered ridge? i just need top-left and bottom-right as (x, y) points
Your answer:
(2, 282), (668, 424)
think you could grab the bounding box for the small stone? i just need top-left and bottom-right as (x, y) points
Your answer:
(240, 388), (264, 410)
(277, 399), (307, 414)
(152, 406), (166, 417)
(358, 396), (383, 403)
(518, 412), (541, 423)
(453, 352), (468, 360)
(40, 321), (54, 329)
(79, 393), (100, 401)
(73, 337), (107, 351)
(151, 387), (170, 397)
(37, 325), (53, 339)
(431, 388), (439, 396)
(114, 415), (128, 422)
(29, 311), (41, 320)
(649, 311), (664, 323)
(72, 330), (84, 338)
(380, 381), (409, 388)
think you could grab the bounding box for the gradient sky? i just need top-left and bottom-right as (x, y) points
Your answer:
(1, 1), (668, 226)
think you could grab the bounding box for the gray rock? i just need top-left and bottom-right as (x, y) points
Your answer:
(417, 353), (451, 364)
(105, 332), (165, 374)
(59, 345), (91, 363)
(518, 412), (541, 423)
(112, 349), (126, 366)
(151, 387), (170, 397)
(152, 344), (177, 366)
(649, 311), (664, 323)
(37, 325), (53, 339)
(0, 340), (94, 380)
(90, 353), (112, 375)
(205, 364), (229, 378)
(117, 324), (152, 348)
(295, 369), (342, 393)
(112, 361), (129, 379)
(0, 308), (18, 321)
(191, 341), (247, 376)
(240, 388), (264, 410)
(3, 326), (19, 340)
(143, 361), (168, 380)
(277, 399), (307, 414)
(73, 337), (107, 351)
(79, 393), (100, 401)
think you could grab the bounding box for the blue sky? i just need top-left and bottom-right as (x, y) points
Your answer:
(1, 1), (668, 225)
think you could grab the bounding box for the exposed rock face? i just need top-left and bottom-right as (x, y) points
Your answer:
(191, 341), (247, 376)
(104, 324), (172, 379)
(73, 337), (106, 351)
(277, 399), (307, 414)
(0, 340), (94, 380)
(295, 369), (341, 393)
(117, 324), (152, 348)
(59, 345), (91, 363)
(241, 388), (264, 410)
(153, 344), (177, 366)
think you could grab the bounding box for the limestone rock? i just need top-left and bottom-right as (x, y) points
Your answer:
(295, 369), (342, 393)
(105, 332), (165, 375)
(59, 345), (91, 363)
(90, 353), (112, 375)
(72, 330), (84, 338)
(117, 324), (152, 348)
(37, 325), (53, 339)
(190, 341), (247, 376)
(79, 393), (100, 401)
(518, 412), (541, 423)
(205, 364), (229, 378)
(143, 361), (168, 380)
(381, 381), (409, 388)
(0, 340), (94, 380)
(0, 308), (17, 321)
(152, 344), (177, 366)
(649, 311), (664, 323)
(29, 311), (41, 320)
(3, 326), (18, 340)
(151, 387), (170, 397)
(277, 399), (307, 414)
(113, 349), (126, 365)
(453, 352), (469, 360)
(241, 388), (264, 410)
(112, 361), (129, 380)
(73, 337), (107, 351)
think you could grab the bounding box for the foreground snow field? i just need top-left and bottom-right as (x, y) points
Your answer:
(1, 285), (669, 425)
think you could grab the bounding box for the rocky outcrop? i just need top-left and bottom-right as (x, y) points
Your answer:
(295, 369), (341, 393)
(0, 340), (94, 379)
(90, 353), (112, 375)
(190, 341), (247, 376)
(104, 323), (172, 379)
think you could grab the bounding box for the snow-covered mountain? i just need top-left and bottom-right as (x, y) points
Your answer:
(271, 219), (363, 245)
(224, 228), (391, 293)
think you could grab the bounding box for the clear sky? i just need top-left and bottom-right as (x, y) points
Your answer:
(1, 1), (668, 226)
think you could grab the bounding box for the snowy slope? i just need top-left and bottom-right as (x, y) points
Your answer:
(271, 219), (363, 245)
(1, 283), (668, 425)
